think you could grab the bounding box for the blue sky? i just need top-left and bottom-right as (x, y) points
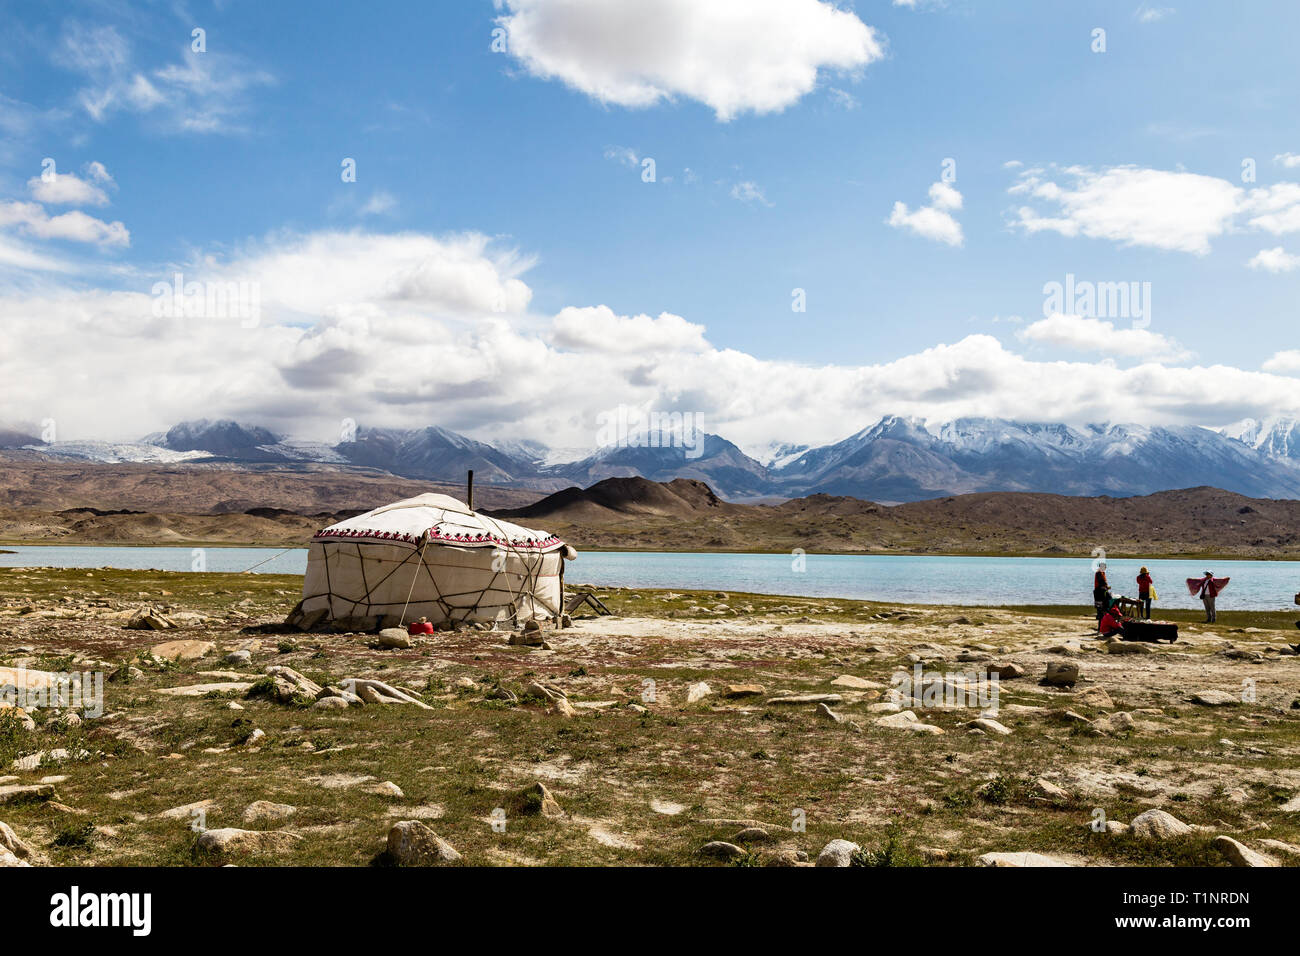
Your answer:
(1, 0), (1299, 457)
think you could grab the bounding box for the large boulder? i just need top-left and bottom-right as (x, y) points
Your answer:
(1130, 809), (1193, 841)
(196, 827), (302, 861)
(386, 821), (462, 865)
(816, 839), (860, 867)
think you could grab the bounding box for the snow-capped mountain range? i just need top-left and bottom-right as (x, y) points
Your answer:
(6, 415), (1300, 503)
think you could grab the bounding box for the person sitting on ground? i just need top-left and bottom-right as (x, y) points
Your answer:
(1136, 566), (1154, 620)
(407, 616), (435, 635)
(1099, 601), (1126, 638)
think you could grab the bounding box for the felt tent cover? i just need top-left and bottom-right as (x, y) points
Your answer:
(300, 493), (570, 626)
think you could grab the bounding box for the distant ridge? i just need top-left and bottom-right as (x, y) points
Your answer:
(7, 414), (1300, 503)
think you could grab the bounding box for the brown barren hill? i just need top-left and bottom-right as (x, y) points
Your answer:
(2, 460), (1299, 558)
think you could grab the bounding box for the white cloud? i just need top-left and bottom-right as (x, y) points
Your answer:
(888, 181), (963, 246)
(1273, 152), (1300, 169)
(496, 0), (884, 121)
(603, 145), (640, 167)
(4, 227), (1298, 452)
(1018, 314), (1190, 362)
(1009, 165), (1240, 255)
(55, 22), (273, 133)
(358, 192), (397, 217)
(1135, 5), (1175, 23)
(1247, 246), (1300, 272)
(729, 181), (772, 206)
(1263, 350), (1300, 375)
(27, 170), (110, 207)
(0, 201), (129, 247)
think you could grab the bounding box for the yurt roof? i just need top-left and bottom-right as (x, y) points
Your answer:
(312, 493), (565, 551)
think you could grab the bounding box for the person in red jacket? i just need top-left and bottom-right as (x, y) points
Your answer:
(1136, 567), (1153, 620)
(407, 616), (434, 635)
(1099, 602), (1126, 638)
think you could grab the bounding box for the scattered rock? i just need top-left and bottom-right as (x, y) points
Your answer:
(765, 848), (811, 867)
(723, 683), (764, 698)
(386, 820), (462, 865)
(977, 851), (1073, 867)
(196, 827), (302, 860)
(366, 781), (404, 799)
(874, 710), (944, 734)
(986, 663), (1025, 679)
(0, 784), (54, 805)
(816, 839), (860, 867)
(1106, 640), (1152, 655)
(1130, 808), (1194, 841)
(243, 801), (297, 824)
(1213, 835), (1277, 867)
(512, 782), (564, 818)
(150, 639), (213, 661)
(968, 717), (1011, 735)
(829, 675), (885, 690)
(0, 821), (32, 859)
(766, 694), (843, 705)
(685, 681), (713, 704)
(376, 628), (412, 649)
(733, 826), (772, 843)
(224, 650), (252, 666)
(1043, 662), (1079, 687)
(1030, 778), (1070, 800)
(700, 840), (747, 861)
(1074, 687), (1114, 709)
(816, 702), (844, 723)
(1191, 690), (1239, 707)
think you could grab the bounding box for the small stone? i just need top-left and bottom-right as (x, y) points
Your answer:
(0, 821), (32, 859)
(829, 675), (885, 690)
(243, 801), (297, 823)
(700, 840), (747, 860)
(723, 683), (764, 698)
(685, 682), (713, 704)
(1191, 690), (1239, 707)
(149, 639), (213, 661)
(513, 782), (564, 818)
(1043, 662), (1079, 686)
(816, 702), (843, 723)
(968, 717), (1012, 735)
(225, 650), (252, 666)
(367, 781), (404, 798)
(986, 663), (1025, 679)
(196, 827), (302, 860)
(549, 697), (577, 718)
(977, 851), (1073, 867)
(733, 827), (772, 843)
(1030, 778), (1070, 800)
(816, 839), (860, 867)
(1074, 687), (1114, 709)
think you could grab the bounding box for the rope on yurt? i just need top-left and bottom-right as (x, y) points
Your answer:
(238, 546), (297, 574)
(397, 533), (431, 625)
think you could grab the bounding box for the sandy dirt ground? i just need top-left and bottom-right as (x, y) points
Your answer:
(1, 568), (1298, 867)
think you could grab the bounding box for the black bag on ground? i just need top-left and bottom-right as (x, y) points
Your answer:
(1120, 619), (1178, 643)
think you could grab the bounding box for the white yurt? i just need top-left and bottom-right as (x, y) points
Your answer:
(295, 493), (574, 629)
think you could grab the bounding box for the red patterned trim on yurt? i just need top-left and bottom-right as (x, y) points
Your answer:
(312, 527), (564, 550)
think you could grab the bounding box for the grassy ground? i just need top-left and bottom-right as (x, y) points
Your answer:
(1, 567), (1298, 867)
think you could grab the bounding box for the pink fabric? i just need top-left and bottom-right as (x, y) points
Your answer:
(1186, 577), (1229, 598)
